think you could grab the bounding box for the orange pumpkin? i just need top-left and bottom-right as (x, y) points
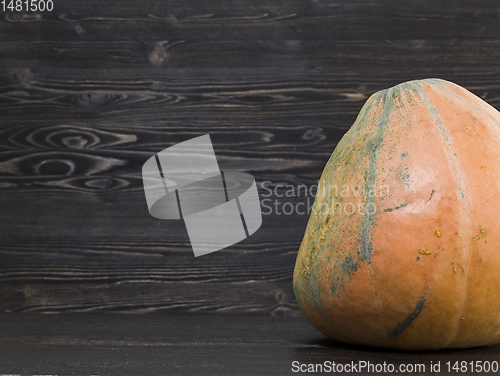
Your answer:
(293, 79), (500, 350)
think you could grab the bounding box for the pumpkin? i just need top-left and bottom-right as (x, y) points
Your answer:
(293, 78), (500, 350)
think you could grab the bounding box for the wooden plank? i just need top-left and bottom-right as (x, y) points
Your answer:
(0, 314), (499, 375)
(2, 0), (500, 42)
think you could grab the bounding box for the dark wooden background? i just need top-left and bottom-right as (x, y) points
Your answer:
(1, 0), (500, 314)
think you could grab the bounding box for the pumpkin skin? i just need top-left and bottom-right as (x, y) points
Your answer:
(293, 78), (500, 350)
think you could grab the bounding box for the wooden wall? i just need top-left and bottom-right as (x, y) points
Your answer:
(1, 0), (500, 313)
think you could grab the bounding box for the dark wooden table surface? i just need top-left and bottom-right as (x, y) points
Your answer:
(1, 313), (500, 376)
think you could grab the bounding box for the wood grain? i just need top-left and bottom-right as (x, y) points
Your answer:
(1, 0), (500, 313)
(1, 314), (500, 375)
